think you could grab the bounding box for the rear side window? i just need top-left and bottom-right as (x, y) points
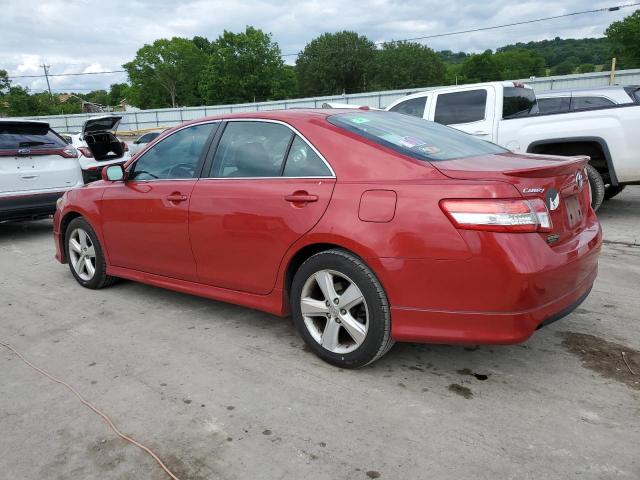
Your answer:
(503, 87), (539, 118)
(537, 97), (571, 114)
(0, 123), (67, 150)
(570, 96), (615, 111)
(328, 111), (506, 162)
(283, 136), (332, 177)
(212, 121), (293, 178)
(388, 97), (427, 118)
(434, 90), (487, 125)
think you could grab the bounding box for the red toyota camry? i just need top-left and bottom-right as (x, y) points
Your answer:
(53, 110), (601, 368)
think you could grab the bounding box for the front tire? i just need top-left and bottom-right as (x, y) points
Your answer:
(65, 217), (116, 289)
(290, 249), (394, 368)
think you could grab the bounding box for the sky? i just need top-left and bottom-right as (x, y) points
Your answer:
(0, 0), (635, 93)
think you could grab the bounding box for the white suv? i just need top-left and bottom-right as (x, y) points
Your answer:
(65, 115), (131, 183)
(1, 119), (84, 222)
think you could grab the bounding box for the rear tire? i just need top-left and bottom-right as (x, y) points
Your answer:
(64, 217), (116, 289)
(585, 164), (605, 211)
(290, 249), (394, 368)
(604, 184), (626, 201)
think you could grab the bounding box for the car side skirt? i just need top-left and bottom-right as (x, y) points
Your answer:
(106, 265), (287, 316)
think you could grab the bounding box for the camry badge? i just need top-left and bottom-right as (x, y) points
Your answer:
(523, 187), (544, 193)
(546, 188), (560, 211)
(576, 170), (584, 190)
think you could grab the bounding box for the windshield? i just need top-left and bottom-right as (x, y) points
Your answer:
(503, 87), (539, 119)
(327, 111), (506, 161)
(0, 123), (67, 150)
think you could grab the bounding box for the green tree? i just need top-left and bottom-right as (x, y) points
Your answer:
(605, 10), (640, 68)
(296, 31), (376, 96)
(551, 56), (580, 75)
(108, 83), (130, 106)
(370, 42), (445, 90)
(459, 50), (501, 83)
(494, 49), (546, 79)
(199, 26), (295, 105)
(576, 63), (596, 73)
(0, 69), (10, 96)
(123, 37), (207, 108)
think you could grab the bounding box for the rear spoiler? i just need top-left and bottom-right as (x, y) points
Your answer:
(504, 156), (588, 178)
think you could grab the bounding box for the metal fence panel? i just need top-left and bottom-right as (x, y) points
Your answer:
(16, 69), (640, 133)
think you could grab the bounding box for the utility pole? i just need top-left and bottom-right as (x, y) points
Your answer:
(41, 62), (52, 96)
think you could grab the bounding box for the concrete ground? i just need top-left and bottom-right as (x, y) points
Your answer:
(1, 188), (639, 480)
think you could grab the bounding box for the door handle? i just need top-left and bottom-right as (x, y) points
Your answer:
(166, 193), (188, 202)
(472, 130), (490, 136)
(21, 175), (38, 179)
(284, 192), (319, 204)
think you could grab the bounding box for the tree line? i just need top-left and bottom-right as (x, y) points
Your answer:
(1, 9), (638, 116)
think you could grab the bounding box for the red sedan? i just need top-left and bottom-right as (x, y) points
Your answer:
(53, 110), (601, 368)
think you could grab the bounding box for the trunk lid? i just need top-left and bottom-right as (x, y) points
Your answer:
(82, 115), (122, 135)
(433, 152), (591, 244)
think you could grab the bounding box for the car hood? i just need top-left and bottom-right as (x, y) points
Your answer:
(83, 115), (122, 135)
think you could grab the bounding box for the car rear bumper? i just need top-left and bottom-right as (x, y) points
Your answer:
(389, 267), (596, 344)
(0, 190), (65, 222)
(370, 213), (602, 344)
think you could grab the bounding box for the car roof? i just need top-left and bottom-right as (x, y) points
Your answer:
(173, 108), (349, 130)
(537, 85), (635, 96)
(0, 118), (50, 127)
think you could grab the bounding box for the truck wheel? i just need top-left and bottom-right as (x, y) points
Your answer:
(604, 185), (626, 201)
(585, 164), (605, 211)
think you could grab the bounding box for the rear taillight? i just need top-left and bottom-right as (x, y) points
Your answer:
(78, 147), (93, 158)
(440, 198), (552, 233)
(60, 146), (79, 158)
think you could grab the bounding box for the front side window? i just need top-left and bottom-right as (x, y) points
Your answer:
(570, 96), (615, 111)
(130, 123), (215, 180)
(388, 96), (427, 118)
(283, 136), (332, 177)
(328, 111), (506, 162)
(434, 90), (487, 125)
(212, 121), (293, 178)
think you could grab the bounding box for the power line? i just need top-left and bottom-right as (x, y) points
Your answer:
(280, 2), (640, 56)
(8, 69), (126, 79)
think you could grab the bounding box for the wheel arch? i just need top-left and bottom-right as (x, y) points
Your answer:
(281, 239), (379, 311)
(526, 136), (618, 185)
(58, 210), (103, 264)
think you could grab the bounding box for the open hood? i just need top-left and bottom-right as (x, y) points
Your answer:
(82, 115), (122, 135)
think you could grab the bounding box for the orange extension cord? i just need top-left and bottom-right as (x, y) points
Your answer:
(0, 341), (181, 480)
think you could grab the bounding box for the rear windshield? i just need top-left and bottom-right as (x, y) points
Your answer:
(327, 111), (507, 161)
(503, 87), (539, 119)
(0, 123), (67, 150)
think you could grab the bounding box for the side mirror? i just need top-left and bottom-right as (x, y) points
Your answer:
(102, 164), (125, 182)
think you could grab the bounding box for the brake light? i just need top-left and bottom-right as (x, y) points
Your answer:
(78, 147), (93, 158)
(60, 146), (79, 158)
(440, 198), (552, 233)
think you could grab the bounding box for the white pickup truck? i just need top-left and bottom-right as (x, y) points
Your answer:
(385, 81), (640, 210)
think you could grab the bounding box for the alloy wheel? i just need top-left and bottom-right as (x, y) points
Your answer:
(300, 269), (369, 354)
(68, 228), (96, 281)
